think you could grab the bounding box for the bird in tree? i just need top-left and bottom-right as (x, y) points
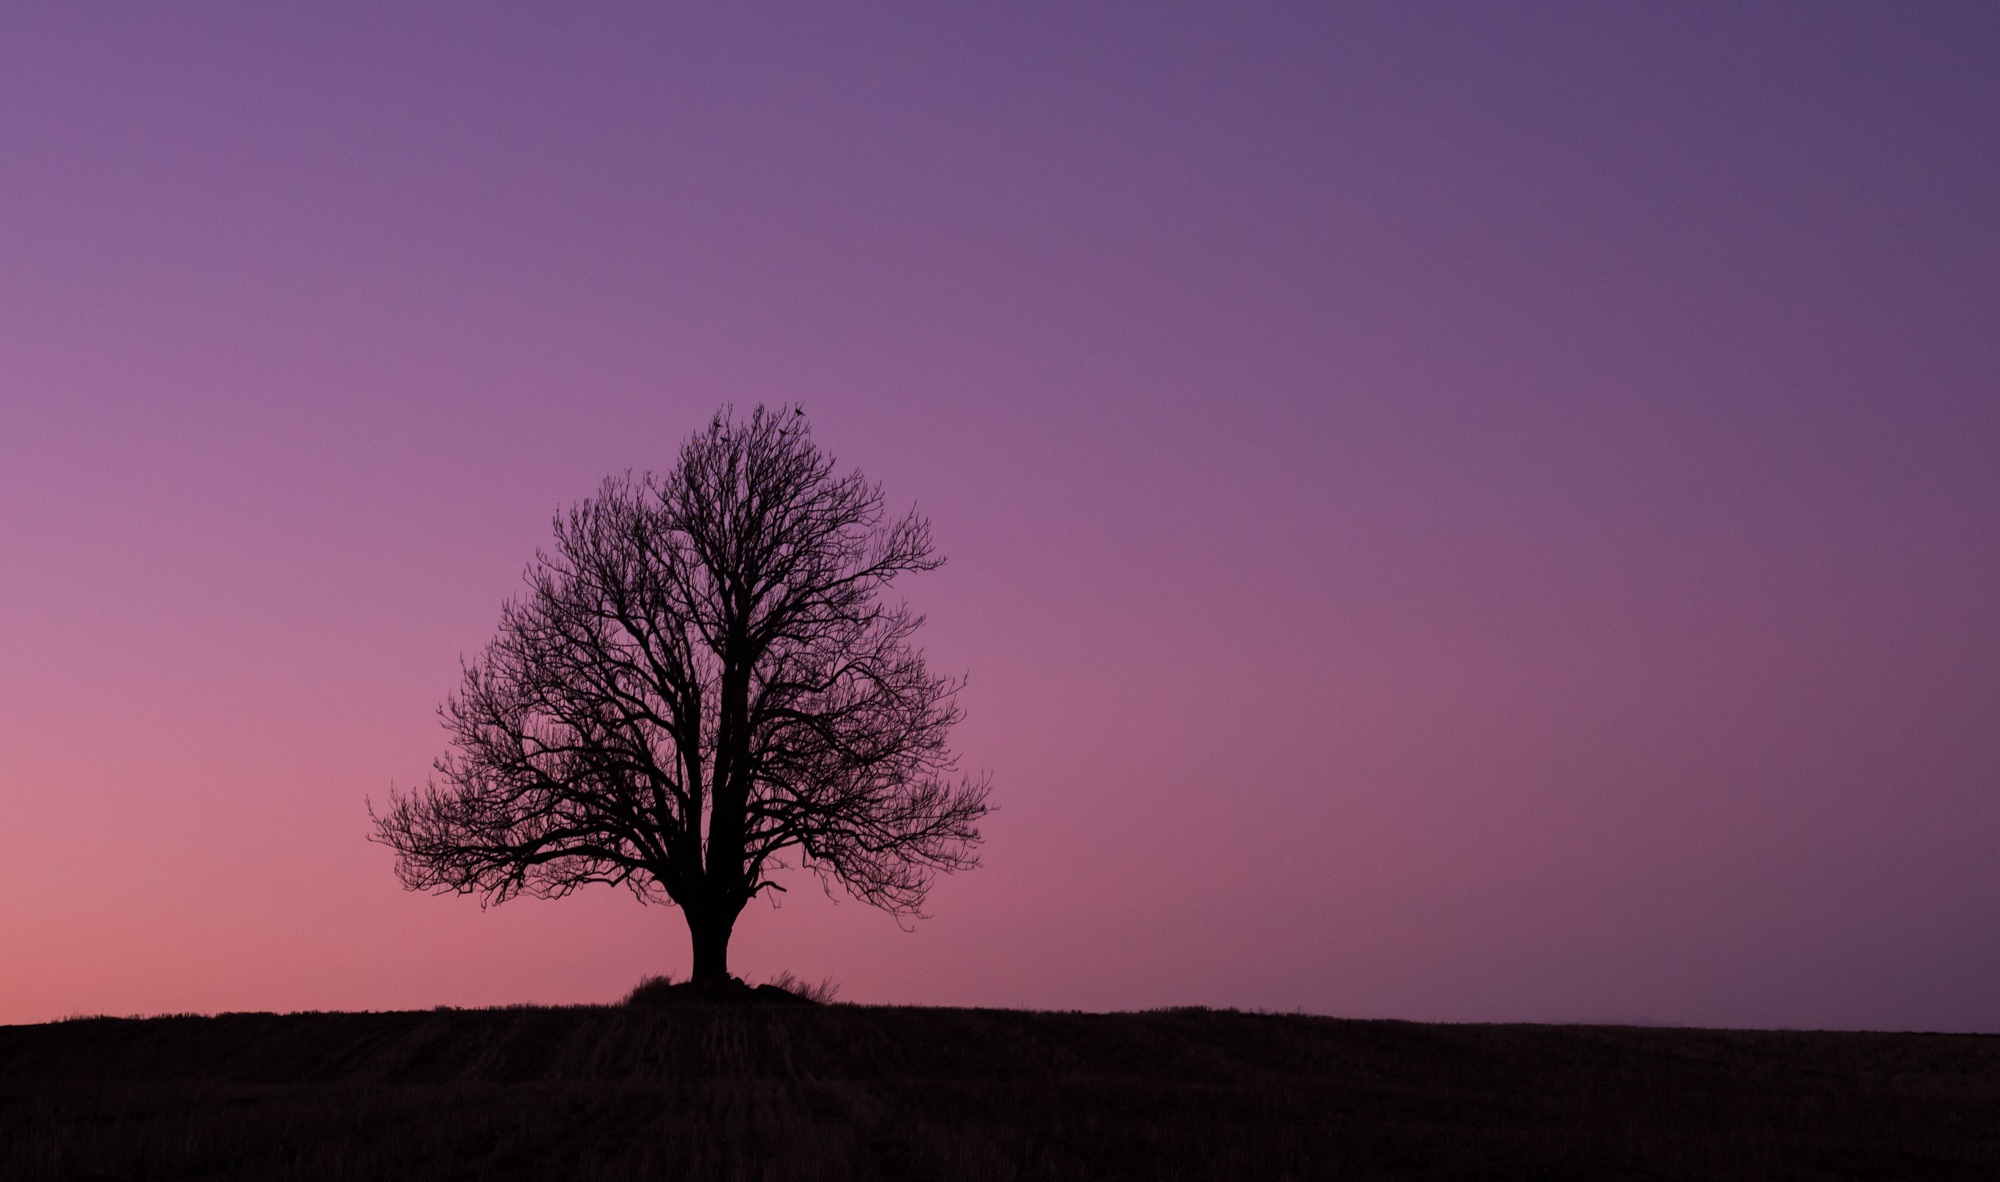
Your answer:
(371, 406), (990, 984)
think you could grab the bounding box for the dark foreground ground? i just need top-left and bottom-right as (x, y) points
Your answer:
(3, 1004), (1997, 1181)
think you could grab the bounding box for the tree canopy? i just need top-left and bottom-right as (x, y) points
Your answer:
(372, 406), (990, 981)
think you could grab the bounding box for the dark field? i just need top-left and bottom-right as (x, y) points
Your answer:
(2, 1004), (1997, 1180)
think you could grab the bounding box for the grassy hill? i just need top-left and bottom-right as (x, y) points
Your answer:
(3, 1002), (1997, 1180)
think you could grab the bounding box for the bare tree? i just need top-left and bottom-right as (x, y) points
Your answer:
(372, 406), (990, 983)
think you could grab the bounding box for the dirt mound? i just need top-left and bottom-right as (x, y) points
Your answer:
(622, 975), (816, 1007)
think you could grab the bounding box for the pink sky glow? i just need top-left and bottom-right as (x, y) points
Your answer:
(2, 3), (1997, 1030)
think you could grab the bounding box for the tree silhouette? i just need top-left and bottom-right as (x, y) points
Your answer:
(372, 406), (990, 983)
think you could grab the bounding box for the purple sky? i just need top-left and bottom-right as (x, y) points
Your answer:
(3, 3), (1997, 1030)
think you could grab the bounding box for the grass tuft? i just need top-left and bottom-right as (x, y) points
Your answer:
(620, 974), (677, 1006)
(766, 970), (842, 1004)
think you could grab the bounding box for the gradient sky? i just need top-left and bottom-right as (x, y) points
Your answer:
(3, 2), (1997, 1031)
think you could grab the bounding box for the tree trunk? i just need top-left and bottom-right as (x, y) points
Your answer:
(686, 904), (739, 983)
